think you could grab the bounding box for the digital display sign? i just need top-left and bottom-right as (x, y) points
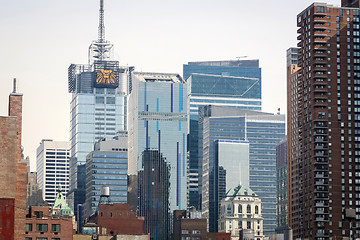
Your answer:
(94, 69), (118, 88)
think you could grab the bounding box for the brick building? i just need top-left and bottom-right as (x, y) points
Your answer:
(25, 206), (73, 240)
(0, 81), (27, 240)
(87, 203), (145, 236)
(173, 209), (207, 240)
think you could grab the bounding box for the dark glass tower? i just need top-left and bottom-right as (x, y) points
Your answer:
(138, 150), (171, 240)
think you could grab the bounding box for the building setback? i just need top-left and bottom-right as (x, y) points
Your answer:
(199, 105), (285, 235)
(288, 1), (360, 238)
(36, 139), (70, 205)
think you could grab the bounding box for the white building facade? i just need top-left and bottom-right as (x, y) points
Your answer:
(36, 140), (70, 205)
(219, 185), (264, 240)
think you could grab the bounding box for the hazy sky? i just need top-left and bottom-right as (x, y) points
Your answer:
(0, 0), (340, 170)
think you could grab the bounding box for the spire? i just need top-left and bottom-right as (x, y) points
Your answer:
(88, 0), (114, 65)
(98, 0), (105, 42)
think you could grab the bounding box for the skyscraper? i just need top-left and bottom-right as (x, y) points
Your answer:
(36, 139), (70, 205)
(67, 0), (133, 213)
(199, 105), (285, 235)
(128, 72), (188, 213)
(184, 60), (262, 210)
(138, 150), (171, 240)
(288, 2), (360, 238)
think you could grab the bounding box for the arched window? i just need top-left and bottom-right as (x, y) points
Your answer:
(238, 204), (242, 213)
(247, 204), (251, 213)
(255, 205), (259, 214)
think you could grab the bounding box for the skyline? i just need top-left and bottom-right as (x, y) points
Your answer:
(0, 0), (340, 170)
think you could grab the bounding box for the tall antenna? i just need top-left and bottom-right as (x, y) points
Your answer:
(88, 0), (114, 65)
(98, 0), (105, 43)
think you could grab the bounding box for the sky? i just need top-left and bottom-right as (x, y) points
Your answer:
(0, 0), (341, 171)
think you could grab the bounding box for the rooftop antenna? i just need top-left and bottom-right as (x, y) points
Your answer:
(12, 78), (17, 93)
(98, 0), (105, 43)
(88, 0), (114, 65)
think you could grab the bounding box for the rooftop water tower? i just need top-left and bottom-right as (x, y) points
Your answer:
(99, 185), (112, 205)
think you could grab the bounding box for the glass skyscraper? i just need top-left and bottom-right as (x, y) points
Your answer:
(183, 60), (262, 210)
(199, 105), (285, 235)
(128, 72), (188, 214)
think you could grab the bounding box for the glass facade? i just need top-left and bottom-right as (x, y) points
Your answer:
(199, 106), (285, 235)
(136, 77), (188, 212)
(184, 60), (262, 210)
(85, 151), (128, 216)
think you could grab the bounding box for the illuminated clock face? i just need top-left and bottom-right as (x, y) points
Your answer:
(96, 70), (117, 85)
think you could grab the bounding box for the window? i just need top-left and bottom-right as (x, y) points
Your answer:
(181, 230), (189, 234)
(317, 6), (325, 12)
(247, 204), (251, 213)
(238, 204), (242, 213)
(34, 211), (43, 218)
(51, 224), (60, 233)
(227, 204), (232, 214)
(96, 96), (105, 104)
(36, 224), (48, 232)
(247, 221), (251, 229)
(25, 223), (33, 232)
(36, 238), (48, 240)
(192, 230), (201, 234)
(255, 205), (259, 214)
(25, 238), (32, 240)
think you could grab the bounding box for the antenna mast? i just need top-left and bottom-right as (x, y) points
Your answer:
(98, 0), (105, 43)
(88, 0), (114, 65)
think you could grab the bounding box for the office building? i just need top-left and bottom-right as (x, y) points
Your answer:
(0, 82), (27, 240)
(36, 139), (70, 205)
(128, 72), (188, 213)
(275, 139), (287, 234)
(67, 0), (133, 213)
(218, 185), (264, 240)
(84, 133), (128, 217)
(199, 105), (285, 235)
(288, 2), (360, 239)
(138, 150), (171, 240)
(184, 60), (262, 210)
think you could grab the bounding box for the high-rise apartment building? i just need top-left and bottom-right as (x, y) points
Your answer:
(84, 134), (128, 217)
(128, 72), (188, 213)
(67, 0), (133, 213)
(184, 60), (262, 210)
(199, 106), (285, 235)
(36, 140), (70, 205)
(288, 2), (360, 238)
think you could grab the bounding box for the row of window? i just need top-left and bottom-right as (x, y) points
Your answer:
(25, 223), (60, 233)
